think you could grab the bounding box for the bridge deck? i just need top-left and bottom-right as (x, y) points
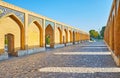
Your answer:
(0, 41), (119, 78)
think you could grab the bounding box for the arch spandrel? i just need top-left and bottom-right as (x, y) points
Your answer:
(45, 20), (55, 30)
(64, 26), (68, 30)
(28, 15), (43, 27)
(0, 6), (24, 23)
(56, 23), (62, 30)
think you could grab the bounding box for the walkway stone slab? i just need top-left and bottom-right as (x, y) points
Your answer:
(0, 41), (119, 78)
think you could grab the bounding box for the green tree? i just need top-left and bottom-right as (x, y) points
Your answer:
(100, 26), (106, 38)
(5, 38), (8, 45)
(89, 30), (100, 39)
(46, 35), (50, 45)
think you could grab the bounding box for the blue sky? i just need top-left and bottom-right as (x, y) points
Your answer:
(4, 0), (113, 32)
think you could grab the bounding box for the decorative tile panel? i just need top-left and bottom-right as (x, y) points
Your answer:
(0, 6), (24, 23)
(69, 28), (72, 32)
(28, 15), (43, 27)
(73, 29), (77, 32)
(64, 26), (68, 30)
(56, 23), (62, 30)
(45, 20), (55, 30)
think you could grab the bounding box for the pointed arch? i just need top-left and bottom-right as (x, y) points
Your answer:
(111, 15), (114, 51)
(46, 24), (54, 30)
(58, 27), (62, 44)
(69, 30), (73, 42)
(73, 31), (75, 44)
(109, 16), (114, 51)
(75, 32), (77, 41)
(28, 20), (43, 48)
(64, 29), (68, 43)
(0, 13), (25, 50)
(78, 32), (80, 41)
(45, 24), (54, 47)
(33, 21), (43, 47)
(114, 4), (120, 55)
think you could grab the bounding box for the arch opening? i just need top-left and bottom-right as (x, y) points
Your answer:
(64, 29), (68, 44)
(114, 5), (120, 55)
(69, 30), (72, 42)
(73, 31), (75, 44)
(28, 21), (43, 49)
(75, 32), (78, 42)
(58, 27), (62, 44)
(45, 24), (54, 48)
(5, 33), (14, 55)
(0, 14), (25, 55)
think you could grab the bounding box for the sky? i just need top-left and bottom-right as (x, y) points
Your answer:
(4, 0), (113, 32)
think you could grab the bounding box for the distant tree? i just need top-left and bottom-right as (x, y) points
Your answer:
(89, 30), (99, 38)
(94, 31), (99, 38)
(89, 30), (99, 39)
(100, 26), (106, 38)
(89, 30), (95, 38)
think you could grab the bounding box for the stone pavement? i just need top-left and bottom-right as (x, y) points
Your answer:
(0, 41), (120, 78)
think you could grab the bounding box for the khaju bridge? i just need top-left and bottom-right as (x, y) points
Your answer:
(0, 1), (89, 60)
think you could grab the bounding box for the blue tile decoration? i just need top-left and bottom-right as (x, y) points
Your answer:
(45, 20), (55, 30)
(0, 6), (24, 23)
(64, 26), (68, 30)
(28, 15), (43, 27)
(56, 23), (62, 30)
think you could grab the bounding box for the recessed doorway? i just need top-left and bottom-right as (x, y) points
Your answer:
(5, 33), (14, 56)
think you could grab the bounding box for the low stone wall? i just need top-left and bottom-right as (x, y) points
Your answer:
(111, 52), (120, 66)
(54, 44), (65, 48)
(78, 41), (81, 44)
(17, 47), (45, 57)
(74, 42), (79, 44)
(0, 52), (8, 61)
(66, 43), (73, 46)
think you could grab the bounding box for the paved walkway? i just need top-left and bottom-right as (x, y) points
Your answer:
(0, 41), (120, 78)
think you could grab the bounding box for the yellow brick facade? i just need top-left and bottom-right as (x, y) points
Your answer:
(0, 1), (89, 56)
(104, 0), (120, 66)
